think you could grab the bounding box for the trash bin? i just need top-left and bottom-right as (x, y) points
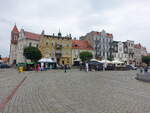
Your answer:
(19, 66), (24, 72)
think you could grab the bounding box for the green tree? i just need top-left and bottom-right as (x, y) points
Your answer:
(142, 56), (150, 65)
(0, 55), (2, 60)
(107, 56), (114, 61)
(23, 47), (42, 62)
(80, 51), (93, 62)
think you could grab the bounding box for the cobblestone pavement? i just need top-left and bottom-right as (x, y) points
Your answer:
(1, 69), (150, 113)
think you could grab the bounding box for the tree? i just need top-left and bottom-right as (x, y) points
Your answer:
(107, 56), (114, 61)
(142, 56), (150, 65)
(80, 51), (93, 62)
(0, 54), (2, 60)
(23, 47), (42, 62)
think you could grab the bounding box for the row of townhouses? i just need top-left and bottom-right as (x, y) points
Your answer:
(9, 25), (147, 66)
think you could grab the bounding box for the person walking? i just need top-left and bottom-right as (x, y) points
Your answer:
(103, 62), (107, 71)
(64, 64), (67, 73)
(85, 62), (89, 72)
(37, 64), (40, 72)
(80, 63), (82, 71)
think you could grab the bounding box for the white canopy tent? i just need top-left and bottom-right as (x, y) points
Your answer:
(38, 58), (56, 63)
(90, 59), (100, 62)
(112, 60), (124, 64)
(100, 59), (112, 64)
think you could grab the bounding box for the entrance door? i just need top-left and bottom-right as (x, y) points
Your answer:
(62, 60), (64, 65)
(57, 58), (60, 64)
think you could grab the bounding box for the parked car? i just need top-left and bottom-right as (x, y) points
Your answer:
(0, 63), (11, 68)
(88, 61), (103, 71)
(126, 65), (137, 70)
(106, 63), (115, 70)
(56, 64), (63, 69)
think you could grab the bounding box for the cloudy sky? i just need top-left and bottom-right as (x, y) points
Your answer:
(0, 0), (150, 57)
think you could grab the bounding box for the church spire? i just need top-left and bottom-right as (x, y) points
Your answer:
(12, 24), (19, 33)
(58, 28), (62, 37)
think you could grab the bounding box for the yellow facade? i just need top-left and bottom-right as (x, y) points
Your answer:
(39, 34), (72, 65)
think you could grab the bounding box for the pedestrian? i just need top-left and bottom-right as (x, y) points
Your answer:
(64, 64), (67, 73)
(41, 62), (44, 71)
(80, 63), (82, 71)
(103, 62), (107, 71)
(89, 64), (91, 71)
(37, 64), (40, 72)
(144, 66), (148, 73)
(96, 64), (99, 71)
(85, 62), (89, 72)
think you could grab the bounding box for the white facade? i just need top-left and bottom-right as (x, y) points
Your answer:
(72, 49), (95, 63)
(134, 47), (142, 66)
(113, 41), (128, 62)
(80, 30), (113, 60)
(9, 26), (40, 64)
(134, 44), (148, 66)
(9, 44), (17, 64)
(126, 40), (135, 64)
(16, 29), (40, 63)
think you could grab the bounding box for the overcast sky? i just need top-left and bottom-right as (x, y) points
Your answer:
(0, 0), (150, 57)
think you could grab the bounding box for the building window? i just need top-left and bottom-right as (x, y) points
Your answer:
(67, 59), (69, 63)
(46, 42), (48, 46)
(36, 44), (38, 48)
(29, 42), (32, 47)
(103, 52), (105, 56)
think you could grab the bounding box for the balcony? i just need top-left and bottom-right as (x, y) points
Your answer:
(55, 53), (62, 57)
(55, 51), (62, 57)
(55, 44), (62, 49)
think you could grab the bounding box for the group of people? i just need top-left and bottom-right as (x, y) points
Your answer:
(140, 66), (149, 73)
(80, 62), (107, 72)
(136, 62), (149, 74)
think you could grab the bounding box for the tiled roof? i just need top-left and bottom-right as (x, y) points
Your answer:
(1, 57), (9, 63)
(134, 43), (141, 49)
(12, 25), (19, 33)
(107, 33), (113, 38)
(24, 31), (41, 41)
(72, 40), (94, 50)
(90, 31), (113, 38)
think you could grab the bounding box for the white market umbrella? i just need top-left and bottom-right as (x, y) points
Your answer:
(112, 60), (124, 64)
(100, 59), (112, 64)
(38, 58), (55, 63)
(90, 59), (100, 62)
(38, 58), (47, 62)
(46, 58), (54, 62)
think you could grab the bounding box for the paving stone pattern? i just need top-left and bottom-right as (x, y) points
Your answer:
(1, 69), (150, 113)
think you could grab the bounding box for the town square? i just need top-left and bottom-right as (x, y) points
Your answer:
(1, 0), (150, 113)
(0, 69), (150, 113)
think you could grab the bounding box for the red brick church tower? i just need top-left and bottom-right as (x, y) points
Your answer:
(9, 25), (19, 64)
